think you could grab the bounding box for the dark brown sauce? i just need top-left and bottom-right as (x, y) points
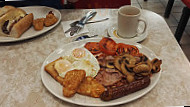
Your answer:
(2, 20), (9, 34)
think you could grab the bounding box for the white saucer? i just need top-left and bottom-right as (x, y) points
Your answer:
(107, 26), (148, 43)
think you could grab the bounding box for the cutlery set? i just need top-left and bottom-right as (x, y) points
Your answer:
(65, 11), (109, 36)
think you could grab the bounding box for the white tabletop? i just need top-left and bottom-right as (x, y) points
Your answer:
(0, 9), (190, 107)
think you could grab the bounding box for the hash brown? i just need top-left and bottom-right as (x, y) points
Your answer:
(62, 69), (86, 97)
(44, 11), (58, 27)
(33, 18), (45, 31)
(77, 76), (105, 98)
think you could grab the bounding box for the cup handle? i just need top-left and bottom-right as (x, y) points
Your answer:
(137, 18), (147, 34)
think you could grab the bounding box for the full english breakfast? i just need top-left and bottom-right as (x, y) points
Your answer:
(0, 5), (58, 38)
(44, 37), (162, 101)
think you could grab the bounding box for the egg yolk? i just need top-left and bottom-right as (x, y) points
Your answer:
(54, 59), (72, 74)
(72, 48), (86, 59)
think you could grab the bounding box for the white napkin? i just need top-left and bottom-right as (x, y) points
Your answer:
(62, 20), (89, 37)
(88, 10), (109, 23)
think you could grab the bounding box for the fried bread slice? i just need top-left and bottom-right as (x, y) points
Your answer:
(77, 76), (105, 98)
(44, 57), (64, 84)
(62, 69), (86, 97)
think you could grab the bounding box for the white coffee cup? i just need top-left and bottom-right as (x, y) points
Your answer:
(118, 5), (147, 38)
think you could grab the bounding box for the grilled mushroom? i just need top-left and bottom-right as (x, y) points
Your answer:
(151, 58), (162, 73)
(121, 63), (132, 75)
(140, 55), (149, 62)
(120, 54), (136, 74)
(126, 74), (135, 83)
(106, 61), (115, 69)
(133, 64), (151, 73)
(114, 56), (123, 71)
(141, 72), (150, 76)
(122, 54), (136, 65)
(120, 63), (135, 82)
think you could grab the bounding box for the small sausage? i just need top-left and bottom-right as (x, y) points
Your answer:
(2, 20), (9, 34)
(100, 77), (150, 101)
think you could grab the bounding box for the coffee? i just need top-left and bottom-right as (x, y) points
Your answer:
(118, 6), (147, 38)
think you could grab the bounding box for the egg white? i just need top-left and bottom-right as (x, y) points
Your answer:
(55, 47), (100, 78)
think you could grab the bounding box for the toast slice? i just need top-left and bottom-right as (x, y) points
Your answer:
(44, 57), (65, 84)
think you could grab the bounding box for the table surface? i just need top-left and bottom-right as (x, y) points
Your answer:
(0, 9), (190, 107)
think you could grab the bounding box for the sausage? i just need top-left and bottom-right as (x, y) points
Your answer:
(2, 20), (9, 34)
(100, 76), (151, 101)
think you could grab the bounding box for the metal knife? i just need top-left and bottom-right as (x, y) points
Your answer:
(65, 11), (97, 36)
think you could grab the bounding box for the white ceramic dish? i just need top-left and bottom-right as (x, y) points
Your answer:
(107, 25), (148, 43)
(0, 6), (61, 43)
(41, 38), (161, 106)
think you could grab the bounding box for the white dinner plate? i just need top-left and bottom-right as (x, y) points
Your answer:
(0, 6), (61, 43)
(107, 25), (148, 43)
(41, 38), (161, 106)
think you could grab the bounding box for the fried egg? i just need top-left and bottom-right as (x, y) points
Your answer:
(54, 59), (73, 74)
(54, 47), (100, 78)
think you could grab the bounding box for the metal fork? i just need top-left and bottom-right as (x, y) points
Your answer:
(70, 18), (109, 27)
(65, 11), (97, 36)
(64, 25), (82, 36)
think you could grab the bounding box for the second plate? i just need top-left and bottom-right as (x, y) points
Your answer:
(0, 6), (61, 43)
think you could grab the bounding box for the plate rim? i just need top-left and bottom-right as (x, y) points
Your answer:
(107, 25), (148, 43)
(41, 37), (161, 106)
(0, 6), (61, 43)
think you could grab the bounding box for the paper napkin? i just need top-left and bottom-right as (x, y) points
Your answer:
(62, 20), (89, 37)
(89, 10), (109, 22)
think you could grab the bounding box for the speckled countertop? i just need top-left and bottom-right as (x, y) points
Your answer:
(0, 9), (190, 107)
